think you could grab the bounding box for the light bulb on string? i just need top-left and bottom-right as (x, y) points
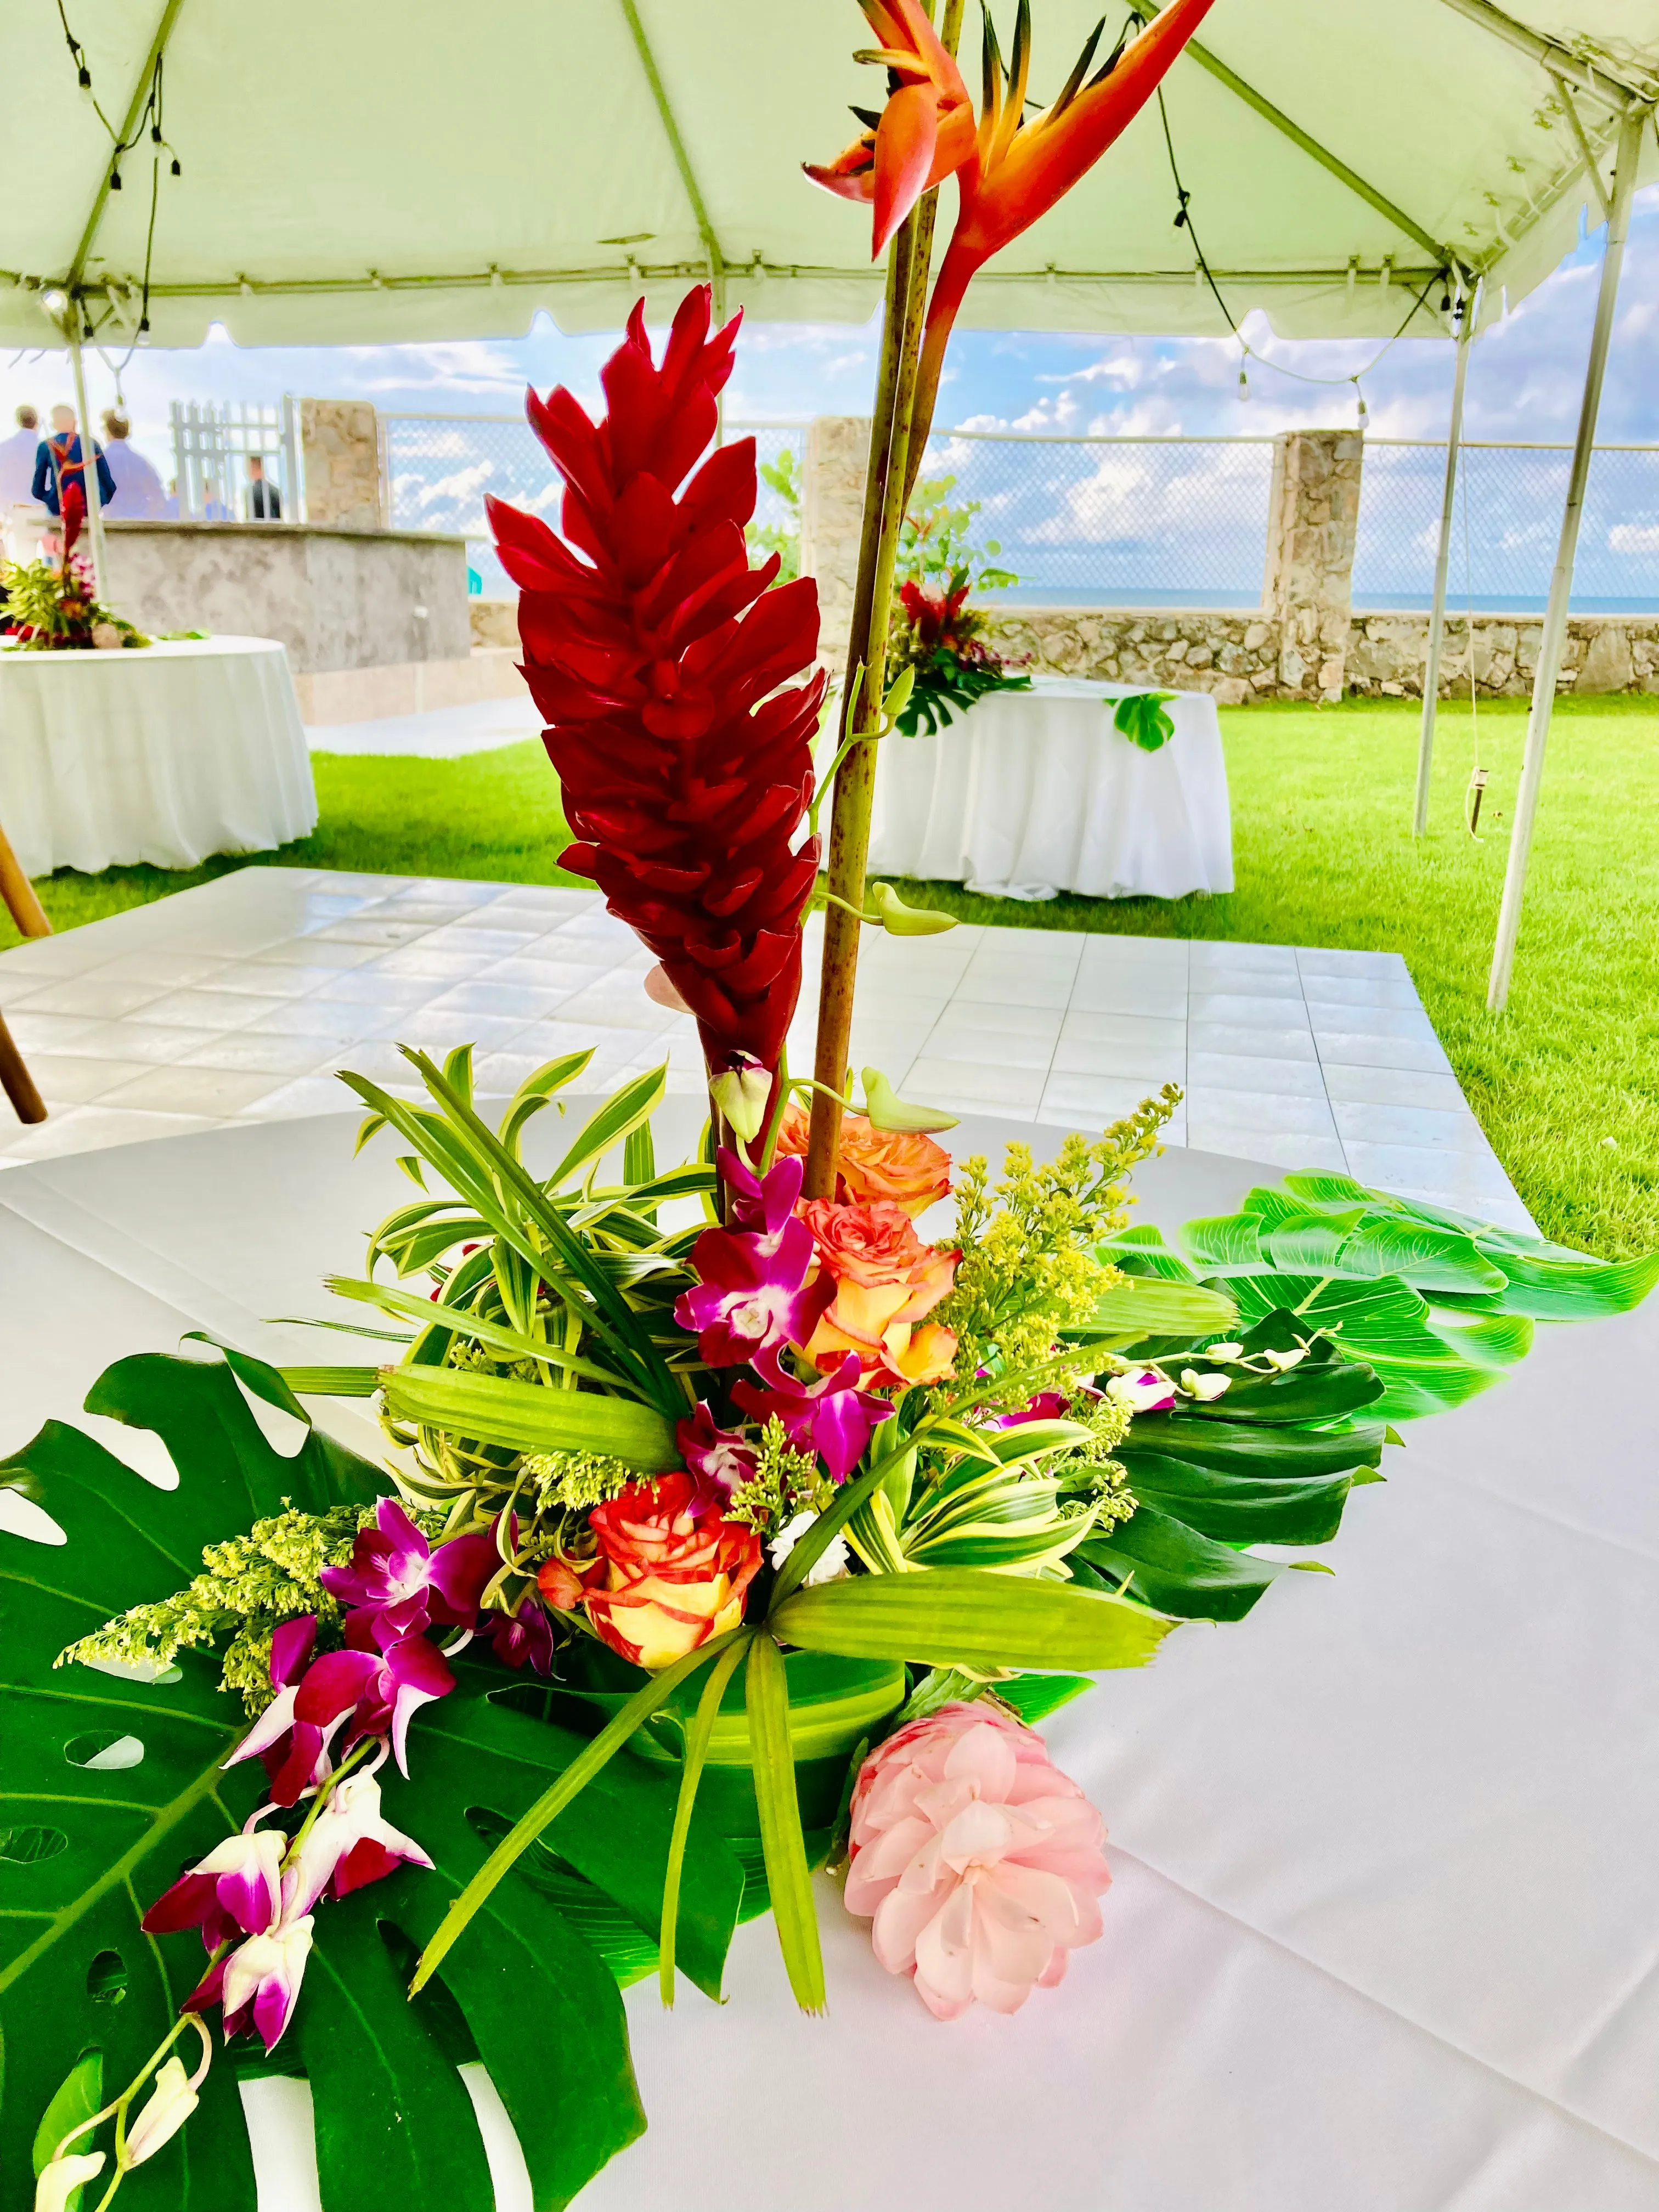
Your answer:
(1353, 378), (1368, 427)
(1237, 359), (1250, 403)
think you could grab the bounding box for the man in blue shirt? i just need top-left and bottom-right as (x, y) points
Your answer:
(32, 404), (116, 555)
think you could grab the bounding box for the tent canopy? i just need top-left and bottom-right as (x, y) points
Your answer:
(3, 0), (1655, 354)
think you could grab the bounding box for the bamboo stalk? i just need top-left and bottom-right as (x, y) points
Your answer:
(0, 821), (51, 939)
(803, 0), (964, 1196)
(0, 1009), (47, 1125)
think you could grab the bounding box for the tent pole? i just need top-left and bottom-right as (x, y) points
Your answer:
(1486, 104), (1647, 1013)
(66, 319), (107, 597)
(1414, 288), (1477, 835)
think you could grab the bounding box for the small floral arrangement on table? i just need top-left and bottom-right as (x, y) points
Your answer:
(886, 472), (1030, 735)
(0, 551), (149, 650)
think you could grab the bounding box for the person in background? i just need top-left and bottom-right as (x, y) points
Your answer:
(246, 453), (282, 520)
(0, 405), (42, 507)
(32, 404), (116, 555)
(99, 409), (168, 518)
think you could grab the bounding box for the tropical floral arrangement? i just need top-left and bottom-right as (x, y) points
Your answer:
(887, 469), (1031, 733)
(0, 551), (149, 650)
(889, 568), (1031, 734)
(13, 2), (1655, 2204)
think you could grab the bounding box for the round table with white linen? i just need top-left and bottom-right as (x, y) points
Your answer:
(0, 634), (317, 876)
(2, 1102), (1655, 2210)
(866, 674), (1233, 901)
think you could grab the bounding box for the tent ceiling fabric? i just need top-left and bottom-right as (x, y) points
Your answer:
(3, 0), (1655, 352)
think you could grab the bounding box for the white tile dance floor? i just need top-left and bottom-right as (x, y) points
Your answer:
(0, 868), (1531, 1231)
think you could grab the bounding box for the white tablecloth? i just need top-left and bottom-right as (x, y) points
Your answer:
(0, 634), (317, 876)
(867, 675), (1233, 901)
(3, 1103), (1655, 2209)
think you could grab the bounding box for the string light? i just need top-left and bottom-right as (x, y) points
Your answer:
(1353, 378), (1369, 425)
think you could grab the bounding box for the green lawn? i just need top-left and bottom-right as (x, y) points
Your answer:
(4, 697), (1655, 1257)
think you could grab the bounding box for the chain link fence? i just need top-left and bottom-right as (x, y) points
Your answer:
(381, 411), (1659, 614)
(1352, 441), (1659, 611)
(382, 413), (804, 595)
(915, 429), (1277, 607)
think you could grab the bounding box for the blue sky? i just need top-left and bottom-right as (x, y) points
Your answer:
(5, 188), (1656, 459)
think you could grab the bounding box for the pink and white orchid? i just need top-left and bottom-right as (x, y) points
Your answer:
(142, 1817), (284, 1944)
(1104, 1368), (1177, 1413)
(283, 1772), (433, 1917)
(675, 1402), (760, 1502)
(190, 1906), (315, 2053)
(222, 1616), (331, 1808)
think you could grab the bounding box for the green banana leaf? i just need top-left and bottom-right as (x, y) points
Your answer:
(1094, 1328), (1385, 1617)
(0, 1348), (748, 2212)
(1217, 1275), (1532, 1422)
(1078, 1508), (1299, 1623)
(1184, 1172), (1659, 1322)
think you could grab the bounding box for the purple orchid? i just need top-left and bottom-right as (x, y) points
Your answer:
(320, 1498), (498, 1640)
(484, 1596), (555, 1675)
(188, 1905), (314, 2053)
(294, 1628), (456, 1776)
(223, 1615), (332, 1809)
(993, 1390), (1074, 1429)
(676, 1402), (759, 1502)
(674, 1222), (828, 1367)
(733, 1348), (895, 1485)
(142, 1816), (285, 1945)
(718, 1146), (803, 1248)
(283, 1772), (433, 1917)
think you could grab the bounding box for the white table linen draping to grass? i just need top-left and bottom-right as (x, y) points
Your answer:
(0, 634), (316, 878)
(866, 675), (1234, 902)
(2, 1103), (1655, 2210)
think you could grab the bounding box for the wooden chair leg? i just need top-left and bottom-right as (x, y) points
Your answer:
(0, 1007), (47, 1124)
(0, 819), (51, 939)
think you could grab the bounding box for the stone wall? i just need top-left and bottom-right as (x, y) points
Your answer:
(978, 608), (1278, 706)
(1345, 611), (1659, 697)
(103, 521), (471, 674)
(300, 399), (385, 530)
(470, 597), (519, 650)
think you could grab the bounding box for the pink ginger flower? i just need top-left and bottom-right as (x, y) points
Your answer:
(844, 1702), (1111, 2021)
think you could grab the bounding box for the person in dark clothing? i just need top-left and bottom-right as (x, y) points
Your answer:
(246, 454), (283, 520)
(32, 405), (115, 554)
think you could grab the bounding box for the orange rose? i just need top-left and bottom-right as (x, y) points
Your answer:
(579, 1475), (761, 1671)
(777, 1101), (951, 1217)
(798, 1198), (959, 1387)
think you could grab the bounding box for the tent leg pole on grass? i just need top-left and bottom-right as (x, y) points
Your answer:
(1486, 103), (1648, 1013)
(1414, 283), (1478, 835)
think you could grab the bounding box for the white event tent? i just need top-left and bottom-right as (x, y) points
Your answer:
(3, 0), (1656, 1001)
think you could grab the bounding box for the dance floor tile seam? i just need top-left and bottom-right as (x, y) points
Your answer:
(0, 870), (1533, 1231)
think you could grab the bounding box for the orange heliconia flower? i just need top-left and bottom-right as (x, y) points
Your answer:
(910, 0), (1220, 484)
(804, 0), (978, 258)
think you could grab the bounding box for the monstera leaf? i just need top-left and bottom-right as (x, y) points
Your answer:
(1113, 691), (1177, 751)
(0, 1350), (746, 2212)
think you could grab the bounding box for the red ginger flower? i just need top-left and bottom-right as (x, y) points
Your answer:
(488, 287), (827, 1076)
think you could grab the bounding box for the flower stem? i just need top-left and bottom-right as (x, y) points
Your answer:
(804, 0), (966, 1199)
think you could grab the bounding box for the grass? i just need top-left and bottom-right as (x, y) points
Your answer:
(2, 698), (1655, 1256)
